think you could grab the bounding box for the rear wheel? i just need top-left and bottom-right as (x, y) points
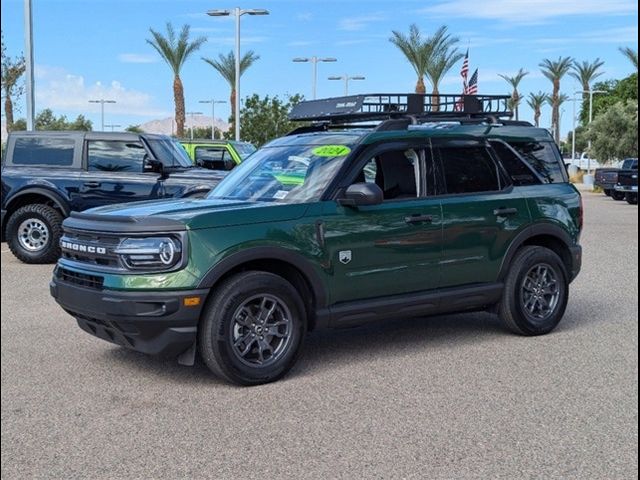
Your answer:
(499, 246), (569, 336)
(6, 204), (63, 264)
(198, 271), (307, 385)
(626, 193), (638, 205)
(611, 190), (626, 201)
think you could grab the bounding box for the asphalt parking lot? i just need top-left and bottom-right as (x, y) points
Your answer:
(1, 192), (637, 479)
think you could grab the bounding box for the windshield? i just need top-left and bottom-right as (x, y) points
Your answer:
(147, 138), (194, 168)
(208, 144), (352, 203)
(232, 142), (257, 160)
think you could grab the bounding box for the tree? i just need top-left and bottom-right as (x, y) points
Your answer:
(125, 124), (144, 133)
(570, 58), (605, 116)
(389, 24), (433, 94)
(587, 100), (638, 164)
(540, 56), (573, 143)
(499, 68), (529, 120)
(235, 93), (304, 147)
(580, 73), (638, 124)
(425, 26), (463, 111)
(619, 47), (638, 71)
(147, 23), (206, 138)
(202, 50), (260, 137)
(13, 109), (92, 131)
(566, 125), (588, 155)
(1, 32), (26, 132)
(526, 91), (549, 127)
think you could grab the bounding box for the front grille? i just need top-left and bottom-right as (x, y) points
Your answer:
(60, 231), (121, 268)
(56, 267), (104, 290)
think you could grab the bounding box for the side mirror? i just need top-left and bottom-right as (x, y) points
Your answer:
(338, 183), (384, 207)
(144, 155), (164, 174)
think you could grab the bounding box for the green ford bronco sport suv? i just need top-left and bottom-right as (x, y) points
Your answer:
(50, 94), (583, 385)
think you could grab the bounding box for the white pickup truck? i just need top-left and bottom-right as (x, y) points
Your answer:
(565, 153), (604, 172)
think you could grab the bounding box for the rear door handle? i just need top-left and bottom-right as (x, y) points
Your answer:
(83, 182), (101, 188)
(405, 214), (433, 224)
(493, 207), (518, 216)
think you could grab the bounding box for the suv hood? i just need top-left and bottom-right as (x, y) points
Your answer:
(85, 198), (310, 229)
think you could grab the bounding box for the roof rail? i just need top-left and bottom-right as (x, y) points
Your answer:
(289, 93), (512, 123)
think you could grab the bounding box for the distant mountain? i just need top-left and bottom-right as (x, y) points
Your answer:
(139, 115), (229, 137)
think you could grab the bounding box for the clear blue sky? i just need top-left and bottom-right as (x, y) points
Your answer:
(1, 0), (637, 136)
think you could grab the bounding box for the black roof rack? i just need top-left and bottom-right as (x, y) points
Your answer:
(289, 93), (512, 123)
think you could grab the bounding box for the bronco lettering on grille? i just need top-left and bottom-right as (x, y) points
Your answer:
(61, 241), (107, 255)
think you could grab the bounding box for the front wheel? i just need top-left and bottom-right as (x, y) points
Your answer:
(6, 204), (63, 264)
(198, 271), (307, 385)
(499, 246), (569, 336)
(603, 189), (612, 197)
(611, 190), (626, 201)
(626, 193), (638, 205)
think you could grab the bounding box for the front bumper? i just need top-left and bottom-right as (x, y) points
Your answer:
(50, 274), (209, 357)
(594, 181), (616, 190)
(614, 185), (638, 193)
(569, 245), (582, 282)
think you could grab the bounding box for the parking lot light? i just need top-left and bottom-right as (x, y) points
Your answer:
(292, 57), (338, 100)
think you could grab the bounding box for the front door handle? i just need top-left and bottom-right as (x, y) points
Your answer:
(83, 181), (101, 188)
(493, 207), (518, 216)
(405, 214), (433, 224)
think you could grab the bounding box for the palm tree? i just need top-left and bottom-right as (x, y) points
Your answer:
(425, 26), (463, 111)
(618, 47), (638, 71)
(570, 59), (605, 115)
(498, 68), (529, 120)
(540, 56), (573, 142)
(389, 24), (432, 94)
(202, 50), (260, 135)
(147, 23), (206, 138)
(527, 91), (549, 127)
(545, 93), (569, 136)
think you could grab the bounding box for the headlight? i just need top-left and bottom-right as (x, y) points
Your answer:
(114, 236), (183, 271)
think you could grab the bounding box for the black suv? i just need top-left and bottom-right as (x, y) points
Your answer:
(1, 131), (226, 263)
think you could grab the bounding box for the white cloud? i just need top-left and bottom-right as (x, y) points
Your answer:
(339, 14), (386, 31)
(534, 26), (638, 45)
(286, 40), (316, 47)
(296, 13), (313, 21)
(34, 65), (168, 117)
(420, 0), (637, 24)
(117, 53), (158, 64)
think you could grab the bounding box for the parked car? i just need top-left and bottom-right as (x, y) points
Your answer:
(595, 158), (638, 199)
(615, 169), (638, 205)
(180, 140), (256, 171)
(565, 152), (604, 172)
(50, 93), (582, 385)
(1, 131), (226, 263)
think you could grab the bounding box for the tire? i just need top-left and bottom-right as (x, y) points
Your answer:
(626, 193), (638, 205)
(198, 271), (307, 385)
(499, 246), (569, 336)
(603, 189), (612, 197)
(6, 204), (63, 264)
(611, 191), (626, 201)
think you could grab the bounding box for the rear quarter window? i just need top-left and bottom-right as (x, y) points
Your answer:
(508, 141), (567, 184)
(12, 137), (75, 166)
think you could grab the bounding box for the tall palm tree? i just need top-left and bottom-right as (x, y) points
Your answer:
(540, 56), (573, 142)
(618, 47), (638, 71)
(570, 59), (605, 114)
(202, 50), (260, 135)
(527, 91), (549, 127)
(389, 24), (432, 94)
(147, 23), (206, 138)
(498, 68), (529, 120)
(545, 93), (569, 136)
(425, 26), (463, 111)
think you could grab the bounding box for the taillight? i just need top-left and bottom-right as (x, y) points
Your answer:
(578, 194), (584, 231)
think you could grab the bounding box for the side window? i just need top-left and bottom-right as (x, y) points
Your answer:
(12, 137), (75, 166)
(439, 147), (500, 194)
(195, 147), (233, 170)
(491, 142), (540, 186)
(352, 149), (419, 201)
(87, 140), (146, 172)
(508, 141), (566, 183)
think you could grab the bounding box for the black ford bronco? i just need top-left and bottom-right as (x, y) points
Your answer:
(1, 131), (226, 263)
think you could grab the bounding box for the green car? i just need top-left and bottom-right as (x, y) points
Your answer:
(50, 94), (583, 385)
(180, 140), (256, 171)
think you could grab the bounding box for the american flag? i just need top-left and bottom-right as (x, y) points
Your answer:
(460, 49), (469, 91)
(466, 69), (478, 95)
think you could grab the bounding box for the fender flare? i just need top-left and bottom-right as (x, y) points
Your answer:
(197, 246), (328, 309)
(5, 187), (71, 217)
(498, 223), (574, 281)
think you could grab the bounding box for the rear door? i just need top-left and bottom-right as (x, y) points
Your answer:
(434, 139), (530, 288)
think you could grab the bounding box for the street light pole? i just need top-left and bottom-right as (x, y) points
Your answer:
(207, 7), (269, 141)
(575, 89), (607, 174)
(88, 99), (116, 131)
(328, 74), (366, 96)
(23, 0), (35, 131)
(292, 56), (337, 99)
(186, 111), (203, 140)
(199, 99), (227, 140)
